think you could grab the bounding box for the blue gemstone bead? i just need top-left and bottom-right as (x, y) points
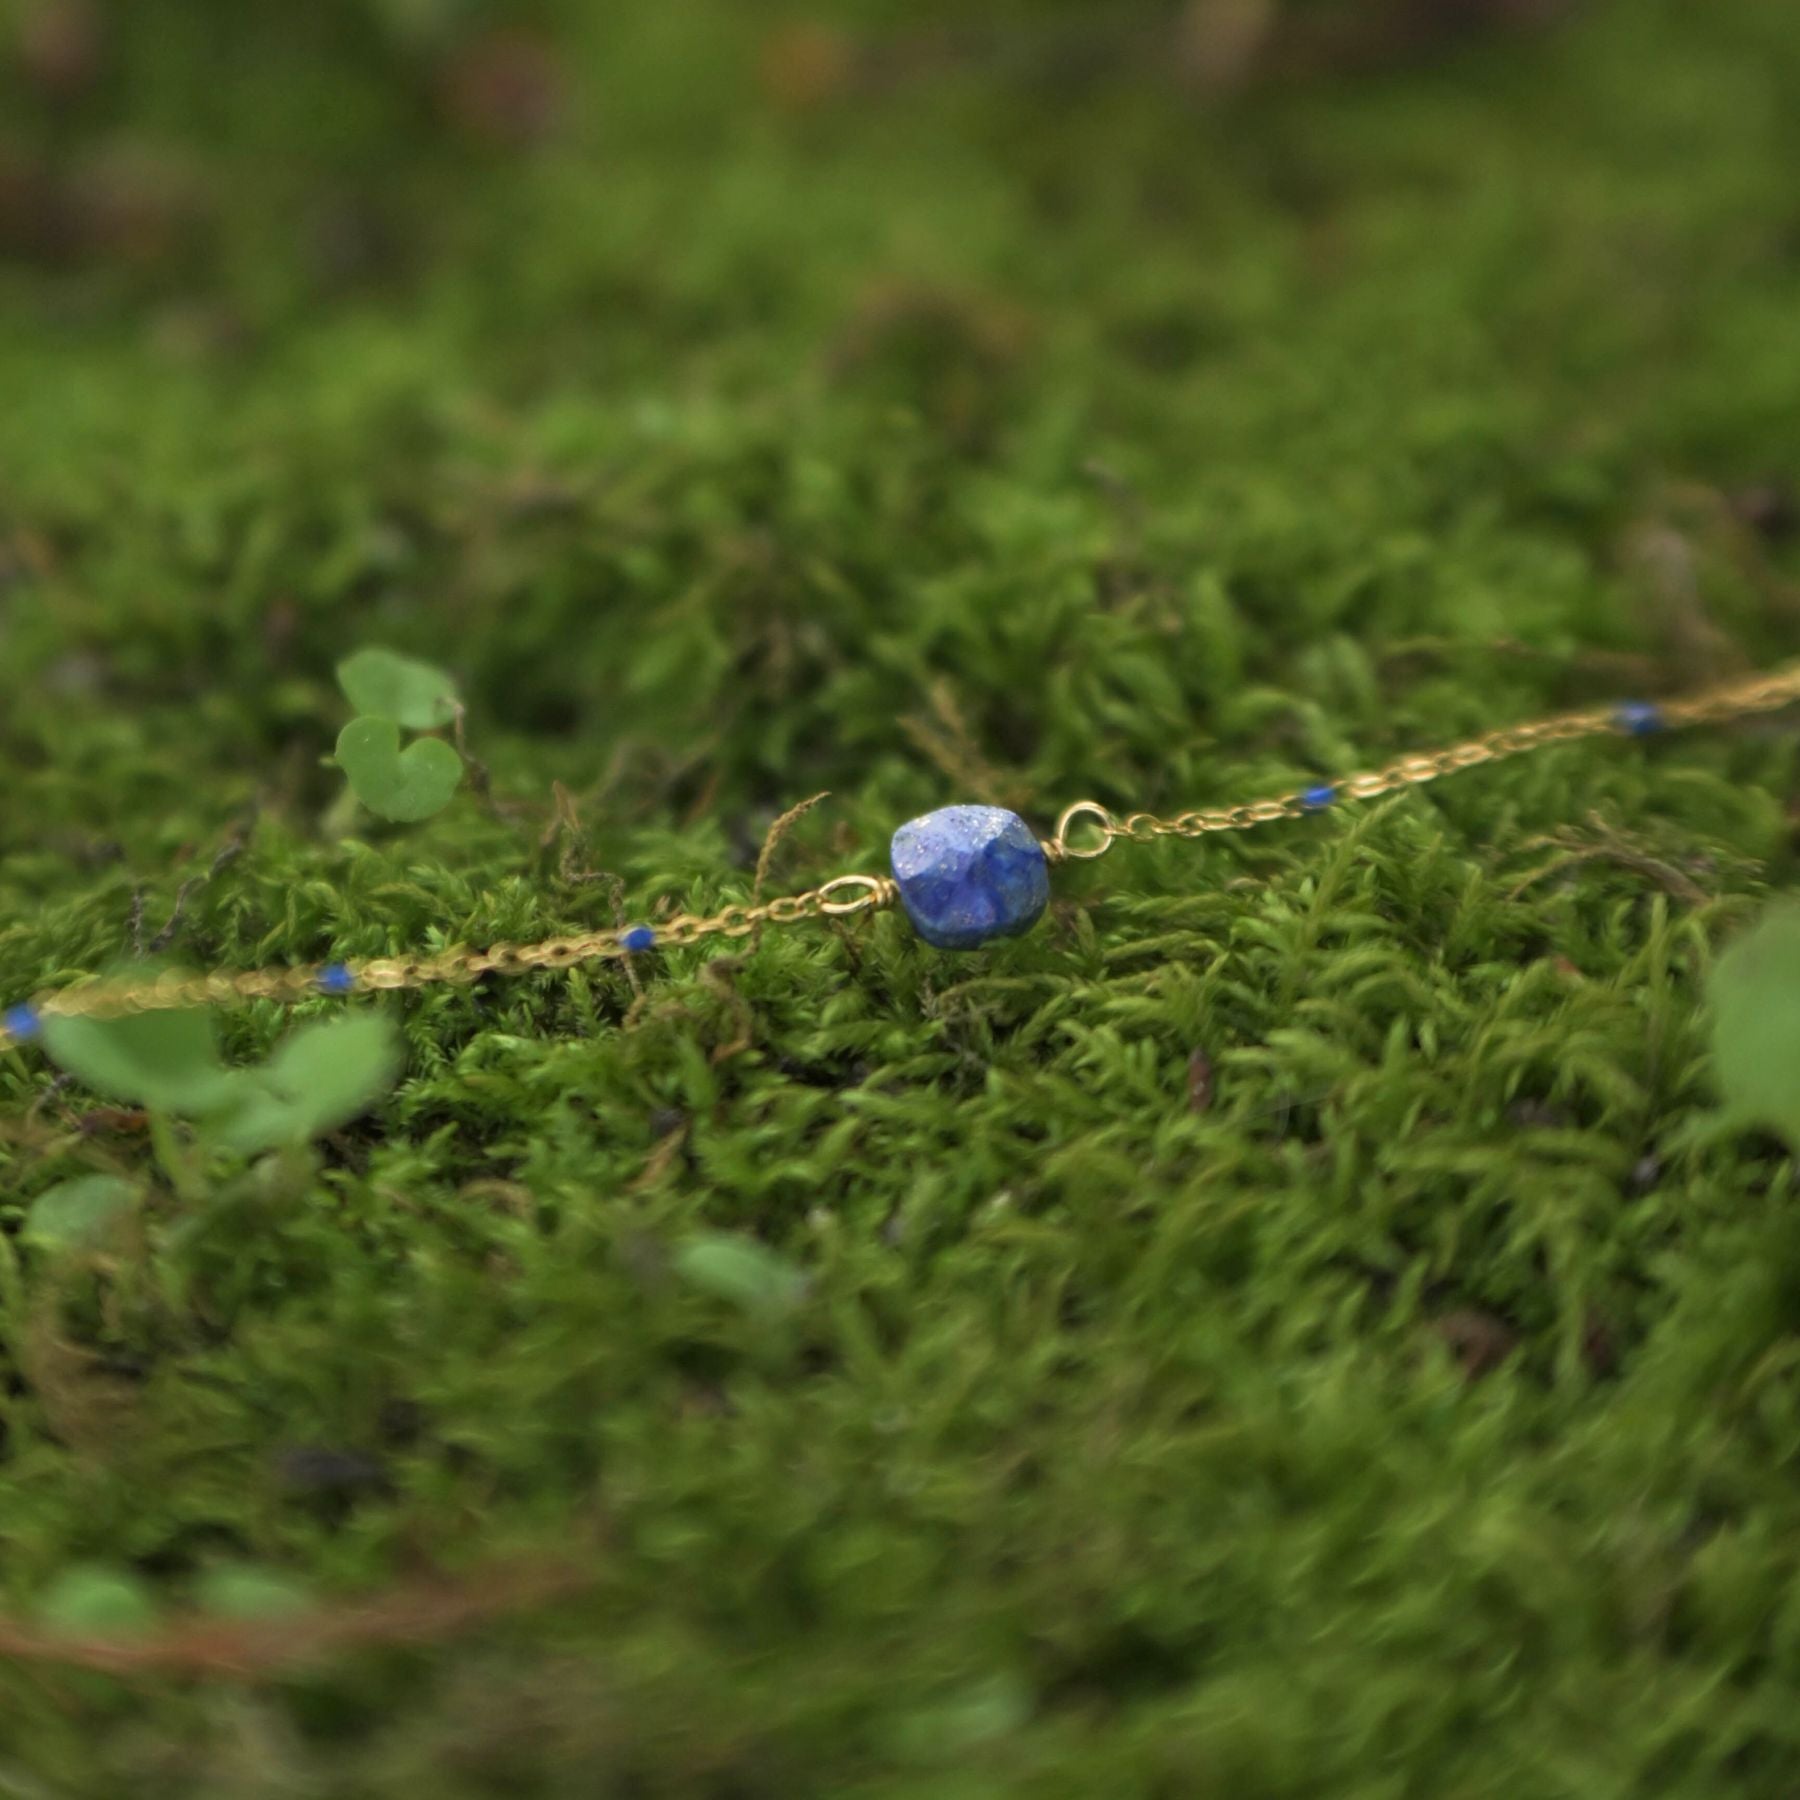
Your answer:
(1615, 701), (1663, 736)
(4, 1003), (42, 1042)
(317, 962), (356, 996)
(622, 925), (657, 953)
(890, 805), (1050, 951)
(1301, 784), (1336, 811)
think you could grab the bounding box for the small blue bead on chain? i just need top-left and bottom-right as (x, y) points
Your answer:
(1615, 701), (1663, 737)
(622, 925), (657, 953)
(1300, 784), (1337, 811)
(316, 963), (357, 996)
(4, 1003), (43, 1042)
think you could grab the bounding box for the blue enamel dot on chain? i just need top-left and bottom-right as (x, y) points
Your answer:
(4, 1003), (42, 1042)
(316, 963), (356, 996)
(622, 925), (657, 953)
(889, 805), (1050, 950)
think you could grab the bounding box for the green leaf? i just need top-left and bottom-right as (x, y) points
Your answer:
(1711, 904), (1800, 1147)
(23, 1175), (137, 1252)
(336, 716), (463, 822)
(216, 1013), (401, 1154)
(675, 1232), (809, 1318)
(37, 1566), (160, 1637)
(336, 647), (460, 730)
(193, 1564), (313, 1622)
(40, 1006), (398, 1154)
(41, 1007), (241, 1115)
(888, 1672), (1033, 1764)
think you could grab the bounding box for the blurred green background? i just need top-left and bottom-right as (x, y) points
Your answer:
(3, 1), (1800, 1794)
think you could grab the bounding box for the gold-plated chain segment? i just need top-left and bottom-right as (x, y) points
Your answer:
(1064, 665), (1800, 846)
(6, 872), (903, 1031)
(5, 662), (1799, 1040)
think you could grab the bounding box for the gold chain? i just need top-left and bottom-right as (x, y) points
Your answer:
(6, 664), (1800, 1049)
(1047, 664), (1800, 860)
(8, 873), (901, 1035)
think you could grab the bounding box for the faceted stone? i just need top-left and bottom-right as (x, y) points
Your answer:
(889, 805), (1050, 950)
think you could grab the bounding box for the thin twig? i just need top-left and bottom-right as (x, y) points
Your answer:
(0, 1556), (593, 1682)
(752, 791), (830, 904)
(1506, 812), (1712, 905)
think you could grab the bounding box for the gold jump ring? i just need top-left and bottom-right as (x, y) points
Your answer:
(1048, 800), (1117, 861)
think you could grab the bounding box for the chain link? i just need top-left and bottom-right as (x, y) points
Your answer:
(0, 875), (902, 1037)
(1043, 667), (1800, 860)
(6, 664), (1799, 1047)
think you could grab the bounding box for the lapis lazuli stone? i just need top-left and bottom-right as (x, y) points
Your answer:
(890, 805), (1050, 950)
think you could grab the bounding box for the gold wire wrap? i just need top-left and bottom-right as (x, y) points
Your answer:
(4, 662), (1799, 1047)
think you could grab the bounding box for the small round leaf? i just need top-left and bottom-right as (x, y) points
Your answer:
(194, 1564), (313, 1622)
(41, 1007), (241, 1115)
(336, 648), (460, 730)
(336, 716), (463, 822)
(23, 1175), (137, 1252)
(1711, 903), (1800, 1148)
(37, 1566), (160, 1637)
(675, 1233), (809, 1318)
(217, 1014), (401, 1154)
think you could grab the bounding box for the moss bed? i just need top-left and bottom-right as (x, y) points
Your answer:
(3, 1), (1800, 1792)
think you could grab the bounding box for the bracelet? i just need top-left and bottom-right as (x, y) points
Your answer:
(5, 662), (1799, 1053)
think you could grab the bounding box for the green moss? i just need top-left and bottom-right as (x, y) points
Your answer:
(3, 0), (1800, 1791)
